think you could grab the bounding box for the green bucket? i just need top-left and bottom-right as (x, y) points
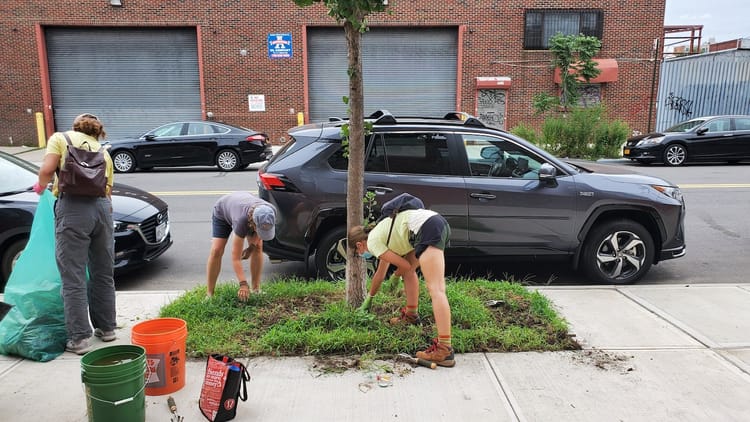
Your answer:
(80, 345), (147, 422)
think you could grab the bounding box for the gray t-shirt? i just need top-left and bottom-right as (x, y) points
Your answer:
(212, 192), (271, 237)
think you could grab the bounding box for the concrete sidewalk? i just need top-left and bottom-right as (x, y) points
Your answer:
(1, 284), (749, 421)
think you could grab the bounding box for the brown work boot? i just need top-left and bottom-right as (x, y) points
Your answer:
(388, 307), (421, 325)
(415, 338), (456, 367)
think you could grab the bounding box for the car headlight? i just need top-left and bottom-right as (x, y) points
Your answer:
(651, 185), (683, 202)
(636, 136), (665, 146)
(113, 220), (139, 233)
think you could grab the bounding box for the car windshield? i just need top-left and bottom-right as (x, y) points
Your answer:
(0, 153), (38, 194)
(665, 119), (707, 133)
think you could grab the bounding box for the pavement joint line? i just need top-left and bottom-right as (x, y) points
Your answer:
(482, 353), (524, 422)
(616, 287), (718, 349)
(0, 358), (24, 378)
(714, 350), (750, 379)
(709, 344), (750, 350)
(579, 346), (708, 351)
(534, 285), (616, 291)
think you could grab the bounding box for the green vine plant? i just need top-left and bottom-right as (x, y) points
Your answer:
(362, 190), (377, 226)
(339, 95), (374, 158)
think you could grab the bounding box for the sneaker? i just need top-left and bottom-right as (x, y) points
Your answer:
(388, 307), (421, 325)
(94, 328), (117, 342)
(415, 338), (456, 368)
(66, 338), (92, 355)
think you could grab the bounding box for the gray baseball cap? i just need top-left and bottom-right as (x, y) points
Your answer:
(253, 205), (276, 241)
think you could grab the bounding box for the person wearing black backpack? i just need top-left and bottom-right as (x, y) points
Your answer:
(348, 206), (455, 367)
(34, 113), (116, 355)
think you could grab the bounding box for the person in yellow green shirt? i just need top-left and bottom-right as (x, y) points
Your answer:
(35, 113), (117, 355)
(348, 208), (455, 367)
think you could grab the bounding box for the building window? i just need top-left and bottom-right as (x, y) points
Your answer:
(577, 84), (602, 107)
(524, 9), (603, 50)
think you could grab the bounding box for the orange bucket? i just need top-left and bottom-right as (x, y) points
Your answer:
(130, 317), (188, 396)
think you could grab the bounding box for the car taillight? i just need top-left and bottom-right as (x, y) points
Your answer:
(259, 171), (291, 191)
(246, 134), (267, 146)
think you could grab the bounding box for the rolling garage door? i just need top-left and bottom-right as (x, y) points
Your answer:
(45, 27), (201, 139)
(307, 27), (457, 121)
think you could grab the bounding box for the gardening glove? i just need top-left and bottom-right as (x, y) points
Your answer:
(32, 182), (45, 195)
(358, 295), (373, 312)
(383, 274), (402, 294)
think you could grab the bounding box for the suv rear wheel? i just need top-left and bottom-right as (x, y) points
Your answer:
(315, 226), (377, 281)
(581, 220), (654, 284)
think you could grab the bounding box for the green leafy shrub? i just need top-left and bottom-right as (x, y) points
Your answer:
(510, 123), (539, 145)
(536, 105), (629, 159)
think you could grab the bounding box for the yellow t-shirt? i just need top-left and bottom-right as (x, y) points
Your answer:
(45, 131), (114, 196)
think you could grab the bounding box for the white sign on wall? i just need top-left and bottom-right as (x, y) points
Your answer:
(248, 94), (266, 112)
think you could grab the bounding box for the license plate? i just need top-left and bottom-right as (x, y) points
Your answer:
(156, 222), (168, 242)
(623, 148), (630, 155)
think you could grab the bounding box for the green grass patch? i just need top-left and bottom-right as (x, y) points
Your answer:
(159, 278), (579, 358)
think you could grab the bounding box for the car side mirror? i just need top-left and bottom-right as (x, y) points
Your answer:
(144, 134), (156, 141)
(480, 146), (501, 159)
(696, 127), (708, 135)
(538, 163), (557, 187)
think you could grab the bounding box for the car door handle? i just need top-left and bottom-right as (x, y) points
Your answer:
(470, 193), (496, 200)
(723, 133), (734, 137)
(366, 186), (393, 195)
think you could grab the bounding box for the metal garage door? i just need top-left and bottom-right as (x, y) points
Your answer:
(45, 27), (201, 139)
(307, 27), (457, 122)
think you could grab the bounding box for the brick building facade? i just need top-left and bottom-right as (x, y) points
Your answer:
(0, 1), (665, 146)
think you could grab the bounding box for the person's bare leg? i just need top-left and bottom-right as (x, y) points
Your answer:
(419, 246), (450, 337)
(206, 237), (228, 296)
(403, 252), (421, 310)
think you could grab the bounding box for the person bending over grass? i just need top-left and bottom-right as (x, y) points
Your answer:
(206, 192), (276, 301)
(348, 208), (455, 367)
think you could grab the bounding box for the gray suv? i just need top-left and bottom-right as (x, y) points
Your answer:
(257, 111), (686, 284)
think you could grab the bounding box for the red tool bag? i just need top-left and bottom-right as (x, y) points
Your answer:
(198, 354), (250, 422)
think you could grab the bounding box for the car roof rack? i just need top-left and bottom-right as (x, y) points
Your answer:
(369, 109), (397, 125)
(366, 109), (486, 128)
(443, 112), (486, 128)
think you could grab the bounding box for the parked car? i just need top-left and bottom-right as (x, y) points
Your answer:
(0, 151), (173, 291)
(106, 121), (272, 172)
(257, 110), (687, 285)
(623, 115), (750, 166)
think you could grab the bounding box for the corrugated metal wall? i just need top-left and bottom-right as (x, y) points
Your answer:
(656, 49), (750, 131)
(307, 27), (457, 122)
(45, 27), (202, 139)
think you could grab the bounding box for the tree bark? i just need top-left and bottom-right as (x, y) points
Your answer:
(344, 21), (366, 306)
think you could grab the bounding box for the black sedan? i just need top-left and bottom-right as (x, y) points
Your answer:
(623, 115), (750, 166)
(106, 121), (272, 172)
(0, 151), (173, 291)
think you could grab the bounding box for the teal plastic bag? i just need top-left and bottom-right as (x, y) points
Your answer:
(0, 190), (66, 361)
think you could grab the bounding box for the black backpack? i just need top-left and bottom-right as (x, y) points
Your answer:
(377, 193), (425, 246)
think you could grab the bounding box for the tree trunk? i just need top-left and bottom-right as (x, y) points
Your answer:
(344, 21), (366, 307)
